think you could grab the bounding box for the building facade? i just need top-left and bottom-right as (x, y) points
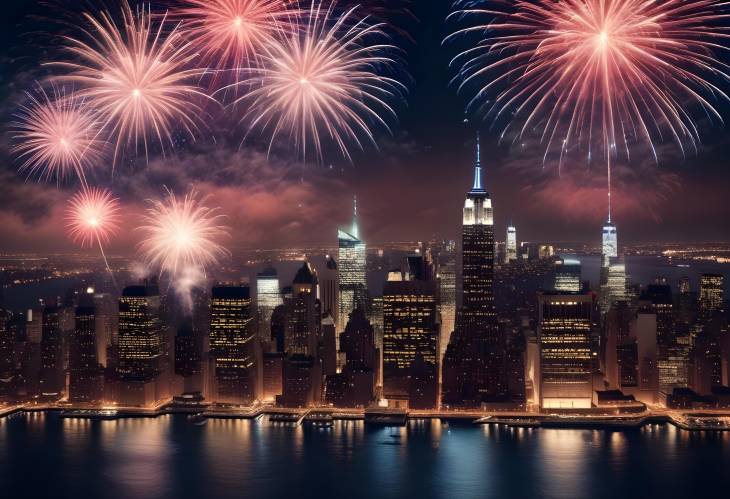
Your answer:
(538, 292), (594, 409)
(210, 285), (256, 404)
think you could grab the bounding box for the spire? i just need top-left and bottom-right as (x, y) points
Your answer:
(351, 195), (359, 239)
(471, 131), (485, 193)
(607, 188), (612, 225)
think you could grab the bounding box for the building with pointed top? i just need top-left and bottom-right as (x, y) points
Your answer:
(461, 133), (496, 330)
(443, 133), (507, 407)
(338, 197), (367, 333)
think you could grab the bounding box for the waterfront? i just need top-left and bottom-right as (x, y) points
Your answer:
(1, 413), (729, 499)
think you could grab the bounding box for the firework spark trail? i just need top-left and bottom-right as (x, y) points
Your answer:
(228, 1), (407, 161)
(11, 86), (103, 187)
(447, 0), (730, 219)
(137, 189), (230, 288)
(174, 0), (299, 90)
(53, 1), (211, 165)
(66, 188), (122, 285)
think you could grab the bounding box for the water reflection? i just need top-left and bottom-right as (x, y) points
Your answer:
(99, 416), (174, 499)
(1, 414), (729, 499)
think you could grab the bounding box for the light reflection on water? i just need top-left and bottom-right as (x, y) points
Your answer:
(0, 414), (729, 499)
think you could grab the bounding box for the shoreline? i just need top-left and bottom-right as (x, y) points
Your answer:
(3, 403), (729, 432)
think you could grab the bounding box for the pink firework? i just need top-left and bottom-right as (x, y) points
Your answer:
(231, 2), (407, 161)
(447, 0), (730, 219)
(66, 188), (121, 248)
(11, 86), (103, 186)
(175, 0), (298, 81)
(137, 189), (230, 279)
(54, 1), (210, 164)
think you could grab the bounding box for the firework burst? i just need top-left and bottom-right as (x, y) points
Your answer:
(54, 1), (210, 164)
(175, 0), (299, 83)
(447, 0), (730, 213)
(11, 86), (103, 186)
(66, 188), (122, 247)
(230, 2), (407, 161)
(66, 187), (122, 283)
(137, 189), (230, 280)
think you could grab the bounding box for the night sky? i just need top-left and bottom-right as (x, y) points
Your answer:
(1, 0), (729, 254)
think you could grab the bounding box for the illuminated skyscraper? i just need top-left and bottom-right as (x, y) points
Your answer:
(554, 257), (582, 293)
(117, 282), (162, 382)
(600, 259), (627, 314)
(382, 271), (439, 408)
(437, 242), (456, 358)
(699, 274), (724, 318)
(538, 292), (594, 409)
(462, 134), (505, 398)
(442, 133), (506, 407)
(210, 285), (256, 404)
(505, 223), (517, 263)
(602, 222), (618, 265)
(256, 267), (282, 343)
(338, 197), (367, 332)
(461, 133), (496, 329)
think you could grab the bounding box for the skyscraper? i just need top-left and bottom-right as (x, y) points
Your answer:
(461, 133), (504, 399)
(554, 257), (582, 293)
(437, 242), (456, 358)
(382, 271), (439, 408)
(319, 255), (339, 326)
(69, 291), (103, 403)
(0, 308), (11, 401)
(538, 292), (594, 409)
(256, 267), (282, 343)
(117, 282), (162, 382)
(505, 223), (518, 263)
(287, 262), (321, 356)
(602, 222), (618, 265)
(338, 197), (367, 333)
(600, 201), (621, 315)
(699, 274), (724, 318)
(210, 285), (256, 404)
(39, 305), (64, 400)
(442, 133), (506, 407)
(461, 133), (496, 329)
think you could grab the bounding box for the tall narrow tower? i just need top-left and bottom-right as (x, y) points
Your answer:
(506, 221), (517, 263)
(443, 132), (505, 405)
(461, 132), (496, 329)
(337, 197), (367, 332)
(602, 191), (618, 266)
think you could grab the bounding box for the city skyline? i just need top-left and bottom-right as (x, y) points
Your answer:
(2, 2), (730, 498)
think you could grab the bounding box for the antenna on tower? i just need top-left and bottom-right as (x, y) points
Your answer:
(607, 156), (612, 224)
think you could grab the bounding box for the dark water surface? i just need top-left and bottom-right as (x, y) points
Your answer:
(1, 413), (729, 499)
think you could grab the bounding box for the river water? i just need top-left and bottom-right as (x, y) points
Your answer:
(1, 413), (729, 499)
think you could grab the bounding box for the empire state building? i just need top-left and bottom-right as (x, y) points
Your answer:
(461, 133), (496, 330)
(442, 133), (505, 406)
